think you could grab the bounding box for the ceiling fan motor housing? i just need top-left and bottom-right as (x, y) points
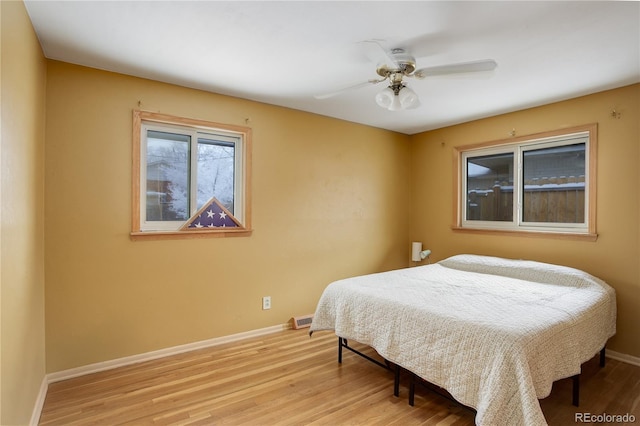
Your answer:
(376, 48), (417, 77)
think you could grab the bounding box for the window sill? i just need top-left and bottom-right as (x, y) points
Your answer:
(451, 226), (598, 242)
(130, 228), (253, 241)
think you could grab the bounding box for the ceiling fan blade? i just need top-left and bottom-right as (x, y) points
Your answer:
(314, 79), (386, 100)
(360, 39), (400, 69)
(413, 59), (497, 79)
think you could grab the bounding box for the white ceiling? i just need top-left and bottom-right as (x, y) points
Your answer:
(24, 1), (640, 135)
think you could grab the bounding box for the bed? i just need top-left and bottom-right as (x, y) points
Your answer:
(309, 254), (617, 426)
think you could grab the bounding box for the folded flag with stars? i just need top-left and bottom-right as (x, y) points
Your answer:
(181, 197), (240, 230)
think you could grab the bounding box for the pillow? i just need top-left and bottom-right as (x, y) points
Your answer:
(438, 254), (599, 288)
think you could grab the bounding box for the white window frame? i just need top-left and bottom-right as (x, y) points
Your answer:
(454, 124), (597, 240)
(131, 110), (252, 239)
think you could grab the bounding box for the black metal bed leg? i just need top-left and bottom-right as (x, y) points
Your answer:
(393, 364), (399, 396)
(336, 337), (402, 399)
(572, 374), (580, 407)
(570, 347), (605, 407)
(409, 373), (417, 407)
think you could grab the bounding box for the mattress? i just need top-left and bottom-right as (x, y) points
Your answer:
(310, 254), (617, 426)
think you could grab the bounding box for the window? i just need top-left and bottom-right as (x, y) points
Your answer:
(132, 111), (251, 239)
(455, 124), (597, 239)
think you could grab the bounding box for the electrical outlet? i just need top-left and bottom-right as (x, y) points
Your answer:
(262, 296), (271, 310)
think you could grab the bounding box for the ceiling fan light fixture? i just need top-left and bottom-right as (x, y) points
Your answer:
(398, 86), (420, 109)
(389, 93), (403, 111)
(375, 85), (420, 111)
(375, 87), (395, 109)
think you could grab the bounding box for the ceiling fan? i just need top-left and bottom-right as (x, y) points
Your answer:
(316, 41), (497, 111)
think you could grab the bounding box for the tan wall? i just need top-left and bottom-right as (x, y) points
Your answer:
(44, 61), (411, 372)
(0, 1), (48, 424)
(410, 84), (640, 357)
(12, 0), (637, 395)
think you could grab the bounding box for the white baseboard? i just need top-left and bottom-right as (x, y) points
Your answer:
(47, 323), (289, 384)
(607, 349), (640, 367)
(30, 376), (49, 426)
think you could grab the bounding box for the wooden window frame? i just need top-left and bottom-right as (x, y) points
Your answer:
(452, 124), (597, 241)
(131, 110), (252, 240)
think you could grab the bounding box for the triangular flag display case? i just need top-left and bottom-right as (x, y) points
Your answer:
(180, 197), (242, 230)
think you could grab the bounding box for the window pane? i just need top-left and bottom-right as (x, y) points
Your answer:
(522, 143), (585, 223)
(197, 138), (235, 213)
(146, 131), (190, 221)
(466, 153), (514, 221)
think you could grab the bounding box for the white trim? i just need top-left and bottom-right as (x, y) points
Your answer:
(29, 376), (49, 426)
(607, 349), (640, 367)
(47, 324), (288, 384)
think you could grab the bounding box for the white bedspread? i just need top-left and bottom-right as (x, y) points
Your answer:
(310, 254), (616, 426)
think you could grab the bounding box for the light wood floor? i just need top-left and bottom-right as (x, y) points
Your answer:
(40, 329), (640, 425)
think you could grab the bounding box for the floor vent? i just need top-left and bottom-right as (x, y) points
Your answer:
(293, 314), (314, 329)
